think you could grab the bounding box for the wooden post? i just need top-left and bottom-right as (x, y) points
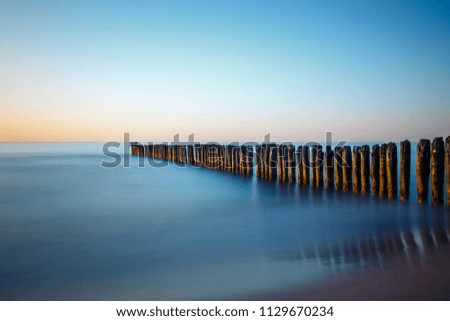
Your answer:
(255, 145), (261, 177)
(246, 145), (254, 175)
(222, 145), (226, 170)
(446, 137), (450, 207)
(352, 146), (361, 193)
(287, 145), (295, 183)
(370, 144), (380, 196)
(208, 144), (212, 168)
(261, 144), (267, 179)
(301, 145), (310, 186)
(231, 144), (236, 173)
(240, 145), (246, 174)
(282, 145), (288, 181)
(379, 144), (387, 197)
(360, 145), (370, 194)
(386, 142), (397, 199)
(262, 144), (267, 178)
(224, 145), (228, 171)
(179, 145), (186, 163)
(416, 139), (431, 204)
(325, 146), (334, 189)
(217, 145), (222, 170)
(277, 144), (285, 182)
(265, 143), (270, 179)
(334, 147), (342, 191)
(210, 144), (216, 169)
(263, 143), (268, 180)
(209, 144), (213, 168)
(236, 144), (242, 174)
(188, 145), (194, 165)
(342, 146), (352, 192)
(296, 145), (303, 184)
(311, 145), (317, 186)
(431, 137), (444, 205)
(268, 144), (278, 180)
(400, 140), (411, 201)
(316, 145), (323, 187)
(201, 144), (205, 167)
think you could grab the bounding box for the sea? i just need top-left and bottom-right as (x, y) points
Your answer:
(0, 142), (448, 300)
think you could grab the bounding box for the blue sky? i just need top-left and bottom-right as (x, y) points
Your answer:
(1, 0), (449, 142)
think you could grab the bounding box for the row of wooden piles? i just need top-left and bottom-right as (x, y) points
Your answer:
(131, 143), (254, 175)
(130, 136), (450, 206)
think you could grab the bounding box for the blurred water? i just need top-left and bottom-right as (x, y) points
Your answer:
(0, 143), (448, 300)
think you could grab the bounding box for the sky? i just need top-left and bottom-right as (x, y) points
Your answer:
(1, 0), (449, 143)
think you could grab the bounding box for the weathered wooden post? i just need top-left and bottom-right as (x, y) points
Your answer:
(334, 147), (343, 191)
(208, 144), (213, 168)
(200, 144), (204, 167)
(446, 136), (450, 207)
(296, 146), (303, 184)
(222, 144), (227, 171)
(262, 144), (267, 178)
(400, 140), (411, 201)
(246, 145), (254, 175)
(386, 142), (397, 199)
(316, 145), (323, 187)
(268, 144), (278, 180)
(215, 144), (220, 170)
(370, 144), (380, 196)
(379, 144), (387, 197)
(277, 145), (285, 182)
(301, 145), (310, 186)
(181, 145), (186, 163)
(188, 145), (194, 165)
(240, 145), (246, 174)
(255, 144), (261, 177)
(284, 144), (294, 183)
(195, 144), (201, 166)
(209, 144), (215, 169)
(352, 146), (361, 193)
(360, 145), (370, 194)
(262, 144), (268, 178)
(262, 143), (268, 180)
(259, 144), (265, 178)
(223, 145), (230, 172)
(207, 144), (211, 168)
(230, 144), (235, 172)
(311, 145), (318, 186)
(282, 145), (288, 182)
(200, 144), (205, 167)
(222, 145), (227, 170)
(216, 145), (221, 170)
(431, 137), (444, 205)
(342, 146), (352, 192)
(416, 139), (431, 204)
(236, 144), (242, 174)
(207, 144), (212, 168)
(325, 146), (334, 189)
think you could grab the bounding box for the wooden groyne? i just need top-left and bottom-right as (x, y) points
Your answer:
(131, 136), (450, 206)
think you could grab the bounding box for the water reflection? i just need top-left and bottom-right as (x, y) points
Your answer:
(264, 205), (449, 278)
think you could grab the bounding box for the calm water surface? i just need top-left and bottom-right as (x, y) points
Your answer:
(0, 143), (448, 300)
